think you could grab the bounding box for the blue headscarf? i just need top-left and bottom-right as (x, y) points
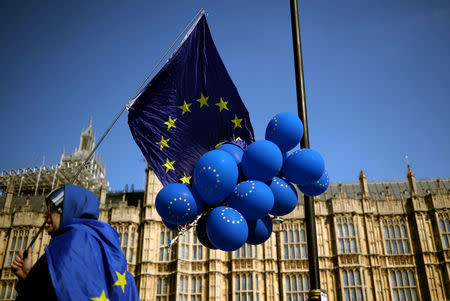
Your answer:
(60, 184), (99, 226)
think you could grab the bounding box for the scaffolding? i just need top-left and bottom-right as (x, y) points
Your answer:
(0, 119), (106, 196)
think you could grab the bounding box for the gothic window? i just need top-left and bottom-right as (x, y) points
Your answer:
(234, 274), (256, 301)
(159, 228), (176, 261)
(390, 270), (418, 301)
(255, 275), (260, 301)
(342, 270), (363, 301)
(156, 278), (168, 301)
(179, 231), (191, 260)
(178, 230), (203, 260)
(7, 229), (34, 266)
(116, 225), (137, 263)
(438, 213), (450, 249)
(336, 217), (358, 254)
(179, 275), (189, 301)
(285, 274), (309, 301)
(0, 282), (17, 300)
(282, 224), (307, 259)
(234, 243), (257, 259)
(382, 219), (410, 255)
(191, 277), (202, 301)
(192, 233), (203, 260)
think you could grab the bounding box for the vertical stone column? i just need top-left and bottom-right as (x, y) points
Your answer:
(4, 177), (14, 212)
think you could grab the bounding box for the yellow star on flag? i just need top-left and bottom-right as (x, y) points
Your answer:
(164, 116), (177, 130)
(196, 93), (209, 108)
(234, 137), (243, 141)
(179, 173), (192, 184)
(231, 114), (243, 129)
(156, 136), (170, 151)
(178, 100), (192, 115)
(162, 158), (175, 173)
(113, 270), (128, 293)
(215, 141), (225, 148)
(215, 97), (229, 112)
(91, 290), (110, 301)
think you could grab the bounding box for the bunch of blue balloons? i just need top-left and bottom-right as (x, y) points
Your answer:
(155, 112), (329, 252)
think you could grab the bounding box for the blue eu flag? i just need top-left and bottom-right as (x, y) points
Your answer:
(128, 14), (255, 186)
(45, 185), (139, 300)
(46, 219), (139, 301)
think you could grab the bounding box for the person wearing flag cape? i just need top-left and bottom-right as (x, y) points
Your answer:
(12, 184), (139, 301)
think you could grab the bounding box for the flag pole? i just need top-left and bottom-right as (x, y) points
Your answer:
(289, 0), (322, 300)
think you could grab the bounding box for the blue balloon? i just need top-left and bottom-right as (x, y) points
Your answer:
(247, 215), (273, 245)
(162, 219), (180, 232)
(193, 150), (239, 206)
(190, 184), (208, 207)
(265, 112), (303, 152)
(228, 180), (274, 220)
(195, 215), (217, 249)
(282, 148), (325, 185)
(299, 170), (330, 196)
(241, 140), (283, 182)
(217, 143), (244, 165)
(206, 206), (248, 251)
(155, 183), (203, 225)
(269, 177), (298, 216)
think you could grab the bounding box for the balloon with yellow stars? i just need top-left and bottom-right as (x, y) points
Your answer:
(265, 112), (303, 152)
(269, 177), (298, 216)
(155, 183), (204, 225)
(193, 150), (238, 206)
(228, 180), (274, 220)
(298, 169), (329, 197)
(206, 206), (248, 251)
(241, 140), (283, 183)
(282, 148), (325, 185)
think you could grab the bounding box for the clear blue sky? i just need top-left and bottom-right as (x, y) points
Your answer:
(1, 0), (449, 191)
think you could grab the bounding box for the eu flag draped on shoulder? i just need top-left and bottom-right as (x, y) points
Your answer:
(13, 185), (139, 301)
(128, 14), (255, 186)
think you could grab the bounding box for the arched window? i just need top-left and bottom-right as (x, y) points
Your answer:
(382, 219), (410, 255)
(342, 269), (364, 300)
(336, 217), (358, 254)
(390, 270), (418, 301)
(282, 224), (307, 259)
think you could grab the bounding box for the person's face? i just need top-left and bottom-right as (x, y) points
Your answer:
(45, 203), (61, 235)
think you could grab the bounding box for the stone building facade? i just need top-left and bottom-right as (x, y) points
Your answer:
(0, 124), (449, 301)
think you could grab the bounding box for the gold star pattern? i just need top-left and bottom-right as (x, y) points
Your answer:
(215, 141), (225, 148)
(164, 116), (177, 130)
(215, 97), (229, 112)
(220, 207), (243, 224)
(91, 290), (110, 301)
(196, 93), (209, 108)
(113, 270), (128, 293)
(179, 173), (192, 184)
(178, 100), (192, 115)
(162, 158), (175, 173)
(231, 114), (243, 129)
(156, 136), (170, 151)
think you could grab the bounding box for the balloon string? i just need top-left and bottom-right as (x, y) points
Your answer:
(166, 210), (205, 253)
(165, 200), (229, 253)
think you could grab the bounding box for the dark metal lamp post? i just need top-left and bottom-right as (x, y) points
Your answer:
(272, 216), (285, 301)
(289, 0), (322, 300)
